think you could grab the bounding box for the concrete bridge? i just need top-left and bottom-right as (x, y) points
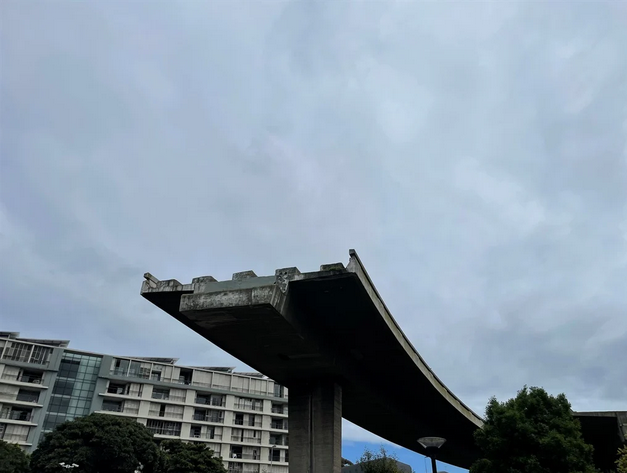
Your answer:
(141, 250), (625, 472)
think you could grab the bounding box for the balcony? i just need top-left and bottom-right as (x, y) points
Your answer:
(231, 436), (261, 444)
(16, 392), (40, 403)
(234, 403), (263, 412)
(270, 422), (287, 430)
(0, 433), (29, 443)
(148, 409), (184, 420)
(102, 404), (123, 413)
(271, 406), (288, 414)
(148, 428), (180, 436)
(190, 432), (222, 440)
(193, 413), (224, 423)
(195, 397), (226, 407)
(2, 344), (52, 367)
(230, 452), (262, 460)
(233, 419), (262, 427)
(270, 437), (288, 446)
(151, 393), (186, 403)
(1, 373), (44, 386)
(0, 410), (32, 422)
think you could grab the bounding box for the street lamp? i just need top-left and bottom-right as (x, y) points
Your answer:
(269, 444), (277, 472)
(418, 436), (446, 473)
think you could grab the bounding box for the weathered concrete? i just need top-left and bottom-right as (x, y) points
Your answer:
(575, 411), (627, 472)
(141, 250), (625, 471)
(289, 380), (342, 473)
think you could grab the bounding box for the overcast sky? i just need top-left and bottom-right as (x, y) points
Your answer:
(1, 1), (626, 471)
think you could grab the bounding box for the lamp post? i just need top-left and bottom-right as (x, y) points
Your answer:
(269, 444), (276, 472)
(417, 437), (446, 473)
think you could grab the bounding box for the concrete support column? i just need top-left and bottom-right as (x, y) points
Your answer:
(288, 380), (342, 473)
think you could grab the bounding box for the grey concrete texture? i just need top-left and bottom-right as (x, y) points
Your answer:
(290, 381), (342, 473)
(141, 250), (481, 468)
(141, 250), (625, 471)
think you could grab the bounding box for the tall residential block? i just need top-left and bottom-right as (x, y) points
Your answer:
(0, 332), (289, 473)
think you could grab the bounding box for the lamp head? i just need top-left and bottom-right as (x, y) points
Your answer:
(417, 436), (447, 449)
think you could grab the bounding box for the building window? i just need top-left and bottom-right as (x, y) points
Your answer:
(30, 345), (53, 365)
(146, 419), (181, 436)
(16, 390), (39, 403)
(43, 352), (102, 432)
(235, 397), (263, 411)
(273, 384), (284, 398)
(193, 408), (223, 423)
(2, 342), (31, 363)
(152, 388), (170, 400)
(102, 401), (123, 412)
(148, 403), (183, 419)
(271, 418), (287, 430)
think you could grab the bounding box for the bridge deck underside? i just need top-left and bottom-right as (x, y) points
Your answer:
(144, 272), (480, 468)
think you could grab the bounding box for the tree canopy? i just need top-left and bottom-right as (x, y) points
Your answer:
(470, 386), (597, 473)
(30, 413), (160, 473)
(358, 446), (402, 473)
(617, 446), (627, 473)
(158, 439), (226, 473)
(0, 440), (30, 473)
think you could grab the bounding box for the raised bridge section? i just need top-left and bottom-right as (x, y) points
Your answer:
(141, 250), (624, 472)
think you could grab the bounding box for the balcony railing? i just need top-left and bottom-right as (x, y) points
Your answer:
(193, 413), (224, 423)
(2, 352), (51, 367)
(0, 410), (32, 422)
(1, 373), (43, 385)
(230, 452), (262, 460)
(107, 368), (279, 398)
(190, 432), (222, 440)
(271, 423), (288, 430)
(271, 406), (288, 414)
(147, 427), (181, 436)
(102, 404), (123, 412)
(195, 397), (226, 407)
(16, 393), (39, 403)
(151, 393), (186, 403)
(148, 410), (184, 420)
(270, 438), (288, 446)
(234, 403), (263, 412)
(0, 433), (29, 443)
(233, 419), (262, 427)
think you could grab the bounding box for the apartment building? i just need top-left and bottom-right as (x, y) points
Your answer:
(0, 332), (289, 473)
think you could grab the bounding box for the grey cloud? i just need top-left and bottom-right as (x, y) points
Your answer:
(1, 0), (626, 445)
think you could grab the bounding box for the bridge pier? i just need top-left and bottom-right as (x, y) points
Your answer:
(288, 380), (342, 473)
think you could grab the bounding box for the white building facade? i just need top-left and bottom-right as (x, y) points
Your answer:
(0, 332), (288, 473)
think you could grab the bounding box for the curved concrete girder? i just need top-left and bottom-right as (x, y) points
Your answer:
(141, 250), (483, 468)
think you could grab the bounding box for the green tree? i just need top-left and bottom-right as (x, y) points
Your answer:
(617, 445), (627, 473)
(158, 439), (226, 473)
(358, 446), (402, 473)
(470, 386), (597, 473)
(0, 440), (30, 473)
(30, 413), (160, 473)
